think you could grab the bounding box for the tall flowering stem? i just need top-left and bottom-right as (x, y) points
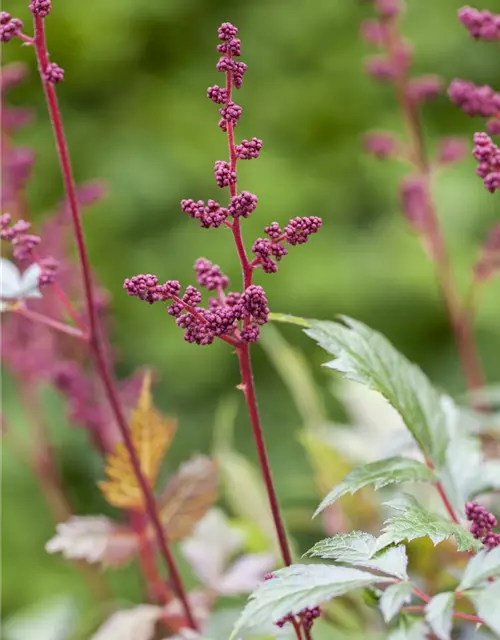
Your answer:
(221, 33), (293, 568)
(124, 22), (323, 637)
(362, 0), (486, 394)
(28, 4), (197, 630)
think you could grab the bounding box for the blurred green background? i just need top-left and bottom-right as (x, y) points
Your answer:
(2, 0), (500, 635)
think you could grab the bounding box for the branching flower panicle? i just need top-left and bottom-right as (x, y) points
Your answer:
(125, 23), (321, 348)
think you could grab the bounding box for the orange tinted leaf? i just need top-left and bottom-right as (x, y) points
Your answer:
(157, 456), (218, 542)
(98, 371), (176, 509)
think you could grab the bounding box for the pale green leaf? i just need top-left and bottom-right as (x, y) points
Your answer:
(230, 564), (388, 639)
(379, 582), (412, 623)
(260, 324), (327, 429)
(469, 461), (500, 497)
(268, 312), (311, 328)
(217, 449), (282, 557)
(272, 315), (447, 464)
(459, 547), (500, 591)
(375, 495), (481, 553)
(307, 532), (408, 579)
(469, 582), (500, 636)
(424, 592), (454, 640)
(387, 618), (430, 640)
(315, 457), (435, 515)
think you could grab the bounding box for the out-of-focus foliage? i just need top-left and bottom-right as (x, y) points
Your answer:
(2, 0), (500, 636)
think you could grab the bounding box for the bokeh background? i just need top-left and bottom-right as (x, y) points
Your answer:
(2, 0), (500, 636)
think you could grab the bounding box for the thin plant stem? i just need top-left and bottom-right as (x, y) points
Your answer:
(130, 511), (173, 605)
(237, 343), (293, 566)
(223, 67), (294, 568)
(425, 458), (460, 524)
(435, 480), (460, 524)
(410, 588), (484, 624)
(303, 625), (313, 640)
(15, 306), (87, 340)
(221, 63), (305, 639)
(32, 15), (197, 631)
(291, 618), (305, 640)
(383, 16), (486, 394)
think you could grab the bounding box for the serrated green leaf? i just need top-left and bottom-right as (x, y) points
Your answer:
(375, 495), (482, 553)
(459, 547), (500, 591)
(379, 582), (412, 623)
(230, 564), (389, 639)
(315, 457), (435, 515)
(307, 532), (408, 579)
(424, 592), (454, 640)
(308, 531), (377, 562)
(280, 315), (448, 464)
(469, 582), (500, 636)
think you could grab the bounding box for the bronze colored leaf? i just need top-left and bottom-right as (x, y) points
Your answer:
(98, 371), (176, 509)
(156, 455), (218, 542)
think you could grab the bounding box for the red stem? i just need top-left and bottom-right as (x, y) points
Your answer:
(404, 605), (483, 624)
(131, 511), (172, 605)
(291, 618), (305, 640)
(15, 306), (87, 340)
(222, 68), (294, 568)
(425, 459), (460, 524)
(32, 15), (197, 631)
(435, 480), (460, 524)
(383, 17), (486, 395)
(410, 588), (484, 625)
(237, 343), (293, 566)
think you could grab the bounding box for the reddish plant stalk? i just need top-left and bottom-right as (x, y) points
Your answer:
(15, 306), (87, 340)
(236, 343), (293, 566)
(435, 480), (460, 524)
(404, 605), (483, 624)
(383, 17), (485, 394)
(411, 587), (484, 624)
(303, 625), (313, 640)
(426, 459), (460, 524)
(32, 16), (197, 631)
(291, 618), (305, 640)
(223, 69), (294, 569)
(131, 511), (173, 605)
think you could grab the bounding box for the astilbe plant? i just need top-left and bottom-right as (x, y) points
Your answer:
(2, 2), (500, 640)
(1, 5), (291, 638)
(362, 0), (500, 397)
(230, 4), (500, 639)
(1, 5), (324, 640)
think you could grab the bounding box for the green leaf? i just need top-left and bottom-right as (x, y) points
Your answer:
(260, 324), (327, 429)
(216, 448), (284, 557)
(230, 564), (389, 639)
(424, 592), (455, 640)
(459, 547), (500, 591)
(307, 532), (408, 579)
(273, 315), (448, 464)
(379, 582), (412, 623)
(375, 495), (482, 553)
(315, 457), (435, 515)
(387, 618), (430, 640)
(469, 582), (500, 636)
(268, 312), (311, 328)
